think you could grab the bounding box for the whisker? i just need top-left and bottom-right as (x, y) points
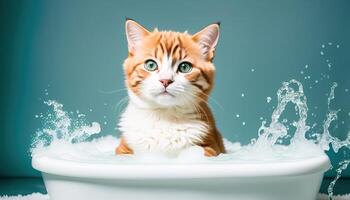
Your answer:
(195, 90), (225, 111)
(114, 96), (129, 114)
(178, 91), (210, 124)
(98, 88), (128, 94)
(176, 87), (224, 111)
(171, 88), (209, 105)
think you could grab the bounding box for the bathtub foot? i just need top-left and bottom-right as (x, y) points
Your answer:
(115, 138), (133, 155)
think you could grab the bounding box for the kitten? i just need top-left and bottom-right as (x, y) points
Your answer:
(116, 19), (225, 157)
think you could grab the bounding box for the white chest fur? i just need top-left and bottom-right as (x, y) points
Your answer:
(118, 103), (208, 156)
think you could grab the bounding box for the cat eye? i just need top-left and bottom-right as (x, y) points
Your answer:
(178, 62), (193, 73)
(144, 59), (158, 71)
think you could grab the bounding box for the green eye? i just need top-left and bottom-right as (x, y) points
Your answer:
(144, 59), (158, 71)
(178, 62), (193, 73)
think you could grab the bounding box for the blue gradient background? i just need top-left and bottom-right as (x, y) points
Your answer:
(0, 0), (349, 183)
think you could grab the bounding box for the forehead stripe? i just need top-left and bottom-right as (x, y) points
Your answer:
(178, 48), (183, 60)
(154, 47), (158, 58)
(159, 42), (166, 56)
(171, 44), (179, 56)
(170, 44), (180, 66)
(166, 42), (173, 55)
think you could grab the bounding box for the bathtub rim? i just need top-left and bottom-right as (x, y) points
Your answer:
(32, 154), (331, 179)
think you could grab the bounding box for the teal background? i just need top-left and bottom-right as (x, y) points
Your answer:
(1, 0), (349, 184)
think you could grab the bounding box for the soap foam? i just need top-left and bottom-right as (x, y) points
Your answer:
(31, 80), (330, 164)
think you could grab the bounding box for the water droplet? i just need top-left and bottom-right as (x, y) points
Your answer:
(307, 76), (311, 79)
(241, 93), (245, 97)
(104, 121), (107, 125)
(300, 71), (304, 74)
(326, 59), (329, 63)
(251, 68), (255, 72)
(322, 44), (325, 48)
(266, 96), (272, 103)
(305, 65), (309, 69)
(320, 51), (324, 55)
(345, 89), (349, 93)
(35, 115), (39, 118)
(236, 114), (240, 118)
(104, 103), (108, 106)
(89, 109), (93, 112)
(315, 80), (319, 84)
(336, 44), (340, 48)
(259, 117), (264, 120)
(328, 42), (333, 46)
(242, 122), (246, 126)
(44, 89), (49, 96)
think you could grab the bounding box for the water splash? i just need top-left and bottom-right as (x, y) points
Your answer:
(319, 83), (350, 153)
(315, 83), (350, 199)
(255, 80), (310, 147)
(31, 100), (101, 155)
(327, 160), (350, 200)
(241, 80), (350, 199)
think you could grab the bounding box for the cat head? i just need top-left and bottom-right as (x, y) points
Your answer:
(123, 19), (220, 109)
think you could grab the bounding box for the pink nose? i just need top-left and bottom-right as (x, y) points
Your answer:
(159, 79), (173, 88)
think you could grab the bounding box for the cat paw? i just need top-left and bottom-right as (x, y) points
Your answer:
(115, 146), (133, 155)
(203, 146), (218, 157)
(115, 138), (133, 155)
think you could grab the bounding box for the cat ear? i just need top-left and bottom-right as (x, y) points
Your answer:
(192, 23), (220, 60)
(125, 18), (150, 53)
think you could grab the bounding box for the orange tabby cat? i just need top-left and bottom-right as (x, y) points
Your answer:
(116, 19), (225, 157)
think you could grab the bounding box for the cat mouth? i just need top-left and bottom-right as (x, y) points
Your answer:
(157, 90), (175, 97)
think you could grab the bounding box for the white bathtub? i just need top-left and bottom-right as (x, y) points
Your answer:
(32, 155), (330, 200)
